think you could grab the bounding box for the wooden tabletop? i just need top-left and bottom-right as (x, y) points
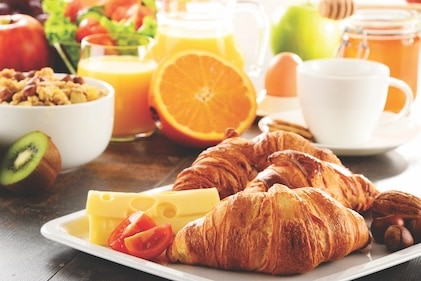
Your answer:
(1, 116), (421, 281)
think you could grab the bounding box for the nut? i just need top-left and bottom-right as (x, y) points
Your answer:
(371, 214), (405, 243)
(0, 87), (13, 102)
(372, 190), (421, 219)
(406, 217), (421, 243)
(21, 84), (37, 98)
(383, 225), (414, 252)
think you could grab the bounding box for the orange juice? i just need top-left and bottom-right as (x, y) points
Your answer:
(78, 56), (157, 140)
(153, 28), (245, 69)
(340, 9), (421, 112)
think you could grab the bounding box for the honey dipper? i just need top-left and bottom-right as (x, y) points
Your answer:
(319, 0), (421, 20)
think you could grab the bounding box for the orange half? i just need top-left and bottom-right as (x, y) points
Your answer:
(149, 50), (257, 148)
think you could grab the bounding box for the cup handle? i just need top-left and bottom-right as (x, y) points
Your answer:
(386, 77), (414, 121)
(236, 0), (270, 77)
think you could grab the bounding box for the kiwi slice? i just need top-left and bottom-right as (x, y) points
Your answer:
(0, 131), (62, 194)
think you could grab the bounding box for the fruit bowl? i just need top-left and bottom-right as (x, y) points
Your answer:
(0, 75), (114, 173)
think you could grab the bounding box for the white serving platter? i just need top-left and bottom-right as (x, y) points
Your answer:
(41, 187), (421, 281)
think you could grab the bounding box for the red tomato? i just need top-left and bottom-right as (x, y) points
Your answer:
(75, 18), (108, 42)
(108, 211), (156, 253)
(133, 5), (155, 29)
(110, 5), (134, 22)
(104, 0), (154, 30)
(64, 0), (84, 23)
(124, 224), (173, 260)
(64, 0), (109, 23)
(104, 0), (137, 19)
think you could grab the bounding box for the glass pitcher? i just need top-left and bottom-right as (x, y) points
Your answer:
(152, 0), (269, 77)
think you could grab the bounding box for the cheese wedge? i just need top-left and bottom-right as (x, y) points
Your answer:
(85, 188), (220, 245)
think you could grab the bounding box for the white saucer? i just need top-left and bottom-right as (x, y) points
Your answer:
(258, 110), (421, 156)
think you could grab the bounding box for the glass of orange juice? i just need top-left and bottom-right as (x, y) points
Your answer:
(78, 33), (157, 142)
(153, 0), (269, 77)
(338, 9), (421, 113)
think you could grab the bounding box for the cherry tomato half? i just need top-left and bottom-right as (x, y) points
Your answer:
(104, 0), (137, 19)
(64, 0), (83, 23)
(65, 0), (109, 23)
(75, 18), (108, 42)
(124, 224), (173, 260)
(108, 211), (156, 253)
(104, 0), (155, 30)
(133, 5), (155, 30)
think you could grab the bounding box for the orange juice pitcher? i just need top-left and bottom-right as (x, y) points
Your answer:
(153, 0), (269, 77)
(337, 9), (421, 113)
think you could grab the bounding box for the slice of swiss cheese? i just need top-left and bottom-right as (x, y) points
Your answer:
(85, 188), (220, 245)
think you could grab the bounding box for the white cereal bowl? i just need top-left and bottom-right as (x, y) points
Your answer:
(0, 76), (114, 173)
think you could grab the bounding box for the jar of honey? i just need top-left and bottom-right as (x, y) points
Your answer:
(338, 9), (421, 112)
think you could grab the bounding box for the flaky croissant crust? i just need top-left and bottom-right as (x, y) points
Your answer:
(167, 184), (370, 275)
(173, 130), (343, 199)
(246, 150), (379, 212)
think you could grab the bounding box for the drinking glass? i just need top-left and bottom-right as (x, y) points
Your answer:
(78, 33), (157, 142)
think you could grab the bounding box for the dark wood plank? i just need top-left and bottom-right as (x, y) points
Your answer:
(50, 253), (170, 281)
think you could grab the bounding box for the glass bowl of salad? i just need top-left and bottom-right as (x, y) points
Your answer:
(42, 0), (157, 74)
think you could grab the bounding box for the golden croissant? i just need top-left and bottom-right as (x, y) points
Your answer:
(246, 150), (379, 212)
(173, 130), (342, 199)
(166, 184), (371, 275)
(251, 130), (342, 170)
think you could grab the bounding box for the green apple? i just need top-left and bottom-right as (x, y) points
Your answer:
(270, 2), (342, 61)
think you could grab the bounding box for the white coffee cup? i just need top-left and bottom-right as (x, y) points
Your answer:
(296, 58), (413, 146)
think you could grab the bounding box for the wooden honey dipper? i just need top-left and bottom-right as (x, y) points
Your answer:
(319, 0), (421, 20)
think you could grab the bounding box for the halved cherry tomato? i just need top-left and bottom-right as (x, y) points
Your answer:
(108, 211), (156, 253)
(124, 224), (173, 260)
(104, 0), (138, 19)
(75, 18), (108, 42)
(64, 0), (84, 23)
(133, 5), (155, 30)
(65, 0), (107, 22)
(104, 0), (155, 30)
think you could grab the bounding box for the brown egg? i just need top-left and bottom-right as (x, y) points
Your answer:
(264, 52), (302, 97)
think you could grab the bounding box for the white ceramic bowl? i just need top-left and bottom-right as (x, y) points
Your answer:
(0, 76), (114, 173)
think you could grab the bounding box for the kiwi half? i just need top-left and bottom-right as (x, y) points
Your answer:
(0, 131), (62, 194)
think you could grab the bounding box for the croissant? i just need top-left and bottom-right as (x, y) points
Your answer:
(246, 150), (379, 212)
(166, 184), (371, 275)
(173, 129), (256, 199)
(251, 130), (342, 170)
(173, 130), (342, 199)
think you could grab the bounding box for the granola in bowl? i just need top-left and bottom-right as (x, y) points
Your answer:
(0, 69), (114, 172)
(0, 67), (107, 106)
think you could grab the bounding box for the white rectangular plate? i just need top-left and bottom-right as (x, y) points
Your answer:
(41, 187), (421, 281)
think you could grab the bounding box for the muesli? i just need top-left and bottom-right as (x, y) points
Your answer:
(0, 67), (107, 106)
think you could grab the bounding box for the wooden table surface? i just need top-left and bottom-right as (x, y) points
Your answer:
(1, 114), (421, 281)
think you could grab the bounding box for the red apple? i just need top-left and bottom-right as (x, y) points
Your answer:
(0, 14), (50, 71)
